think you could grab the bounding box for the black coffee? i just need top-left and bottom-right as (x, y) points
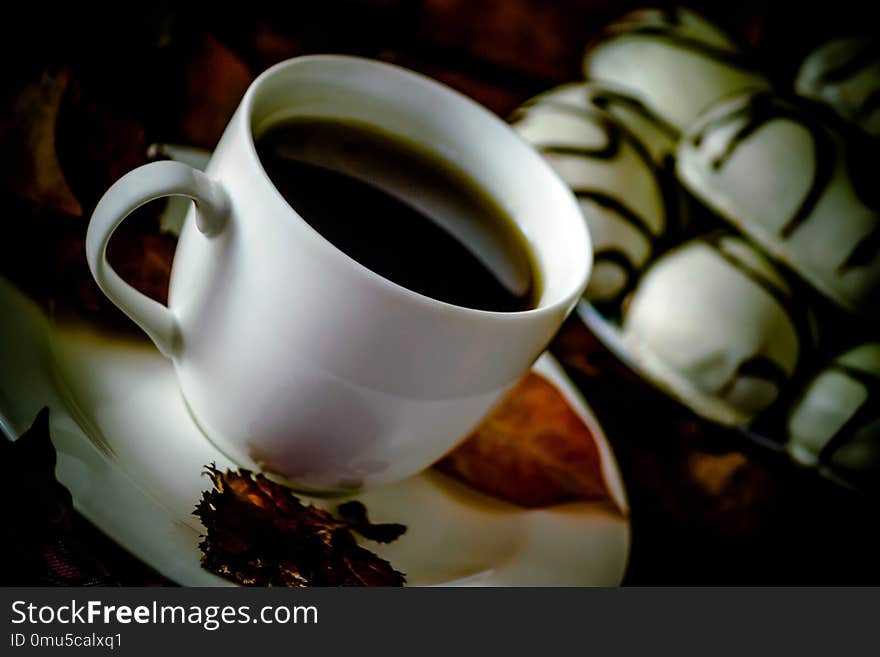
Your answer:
(256, 117), (540, 312)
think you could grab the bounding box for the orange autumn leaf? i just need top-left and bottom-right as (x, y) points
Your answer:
(180, 34), (254, 148)
(0, 70), (82, 217)
(435, 371), (610, 508)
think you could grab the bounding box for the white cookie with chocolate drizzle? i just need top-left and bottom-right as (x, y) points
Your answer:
(796, 38), (880, 138)
(582, 6), (771, 134)
(623, 235), (810, 427)
(787, 343), (880, 479)
(511, 83), (669, 307)
(677, 91), (880, 317)
(581, 81), (679, 167)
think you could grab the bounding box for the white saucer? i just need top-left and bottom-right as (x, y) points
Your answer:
(0, 276), (629, 586)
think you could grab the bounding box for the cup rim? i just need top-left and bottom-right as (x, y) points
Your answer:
(238, 54), (591, 320)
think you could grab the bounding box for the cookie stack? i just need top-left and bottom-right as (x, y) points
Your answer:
(511, 7), (879, 482)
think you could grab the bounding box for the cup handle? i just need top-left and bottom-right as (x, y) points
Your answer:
(85, 161), (230, 358)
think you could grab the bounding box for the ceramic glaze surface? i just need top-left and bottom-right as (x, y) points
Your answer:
(86, 56), (592, 491)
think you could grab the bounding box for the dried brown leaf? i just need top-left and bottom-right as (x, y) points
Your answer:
(55, 77), (150, 214)
(180, 34), (253, 148)
(336, 501), (406, 544)
(435, 371), (610, 508)
(195, 466), (406, 587)
(0, 70), (82, 216)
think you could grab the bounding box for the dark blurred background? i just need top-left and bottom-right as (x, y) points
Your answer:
(4, 0), (878, 146)
(1, 1), (878, 585)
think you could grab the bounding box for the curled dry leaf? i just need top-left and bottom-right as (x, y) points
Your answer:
(435, 371), (611, 508)
(180, 34), (253, 148)
(336, 501), (406, 544)
(0, 70), (82, 216)
(195, 466), (406, 587)
(55, 76), (150, 214)
(0, 64), (165, 327)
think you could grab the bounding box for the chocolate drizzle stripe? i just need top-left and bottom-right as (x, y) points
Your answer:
(846, 139), (880, 211)
(780, 129), (836, 239)
(513, 97), (672, 241)
(816, 362), (880, 465)
(539, 143), (618, 160)
(708, 237), (802, 396)
(815, 41), (880, 85)
(691, 92), (837, 240)
(590, 89), (681, 140)
(594, 248), (638, 273)
(719, 356), (789, 395)
(659, 154), (685, 235)
(831, 362), (880, 386)
(659, 7), (680, 25)
(706, 239), (801, 400)
(588, 24), (762, 72)
(591, 248), (639, 309)
(515, 99), (658, 170)
(593, 249), (638, 279)
(573, 189), (658, 240)
(513, 101), (619, 160)
(697, 233), (813, 349)
(698, 233), (790, 304)
(856, 88), (880, 121)
(839, 225), (880, 273)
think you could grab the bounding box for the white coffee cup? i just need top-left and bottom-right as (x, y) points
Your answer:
(86, 55), (592, 492)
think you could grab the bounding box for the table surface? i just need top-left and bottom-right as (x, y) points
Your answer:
(1, 1), (878, 585)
